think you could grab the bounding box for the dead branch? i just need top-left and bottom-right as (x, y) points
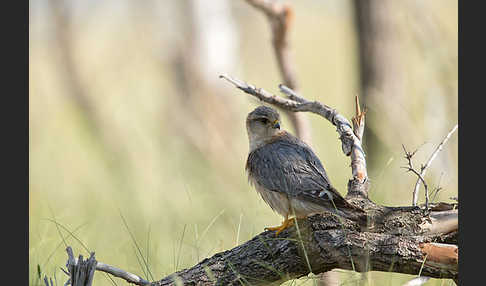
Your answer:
(243, 0), (312, 144)
(401, 123), (458, 209)
(151, 213), (457, 285)
(220, 74), (368, 194)
(63, 206), (457, 286)
(402, 145), (430, 208)
(63, 211), (457, 285)
(58, 76), (457, 286)
(65, 247), (98, 286)
(64, 246), (150, 286)
(412, 124), (458, 206)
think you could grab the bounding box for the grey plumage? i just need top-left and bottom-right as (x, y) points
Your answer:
(245, 106), (366, 225)
(247, 132), (332, 198)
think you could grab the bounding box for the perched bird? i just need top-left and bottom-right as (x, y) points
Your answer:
(245, 105), (366, 235)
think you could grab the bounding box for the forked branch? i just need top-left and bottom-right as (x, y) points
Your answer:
(220, 74), (368, 196)
(411, 124), (458, 206)
(402, 144), (430, 208)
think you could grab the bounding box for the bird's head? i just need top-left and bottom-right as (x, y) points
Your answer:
(246, 106), (281, 151)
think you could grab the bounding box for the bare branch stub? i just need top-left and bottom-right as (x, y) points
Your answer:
(64, 246), (150, 286)
(352, 95), (366, 140)
(350, 95), (367, 184)
(419, 243), (458, 266)
(65, 247), (97, 286)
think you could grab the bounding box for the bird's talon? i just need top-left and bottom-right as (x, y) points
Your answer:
(264, 218), (295, 236)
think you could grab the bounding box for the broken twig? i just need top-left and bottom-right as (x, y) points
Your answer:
(412, 124), (458, 206)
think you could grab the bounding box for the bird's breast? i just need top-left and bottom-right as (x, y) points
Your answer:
(248, 173), (327, 218)
(247, 173), (290, 217)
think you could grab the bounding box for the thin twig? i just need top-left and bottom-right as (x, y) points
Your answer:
(412, 124), (458, 206)
(430, 172), (444, 203)
(96, 262), (150, 286)
(402, 144), (429, 207)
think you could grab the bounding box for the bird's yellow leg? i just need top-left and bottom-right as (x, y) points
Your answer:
(264, 215), (295, 236)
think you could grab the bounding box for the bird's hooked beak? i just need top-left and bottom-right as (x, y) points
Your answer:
(272, 120), (280, 129)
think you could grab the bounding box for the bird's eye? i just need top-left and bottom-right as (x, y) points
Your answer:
(258, 118), (269, 124)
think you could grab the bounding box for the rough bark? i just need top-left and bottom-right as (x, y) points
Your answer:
(59, 77), (457, 286)
(152, 197), (457, 286)
(62, 197), (457, 286)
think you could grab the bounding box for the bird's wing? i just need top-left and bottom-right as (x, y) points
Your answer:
(246, 132), (351, 209)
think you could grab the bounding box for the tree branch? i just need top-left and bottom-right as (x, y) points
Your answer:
(58, 78), (457, 286)
(243, 0), (312, 144)
(62, 204), (457, 285)
(402, 144), (430, 208)
(64, 246), (150, 286)
(219, 74), (368, 196)
(412, 124), (458, 206)
(151, 216), (457, 285)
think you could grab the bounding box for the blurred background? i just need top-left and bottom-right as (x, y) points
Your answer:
(29, 0), (457, 285)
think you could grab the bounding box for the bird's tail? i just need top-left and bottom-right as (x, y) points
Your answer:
(335, 206), (369, 227)
(327, 187), (369, 227)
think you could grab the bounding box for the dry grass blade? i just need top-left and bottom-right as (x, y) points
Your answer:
(118, 211), (154, 281)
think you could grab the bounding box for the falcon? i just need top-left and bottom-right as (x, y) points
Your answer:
(245, 106), (366, 235)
